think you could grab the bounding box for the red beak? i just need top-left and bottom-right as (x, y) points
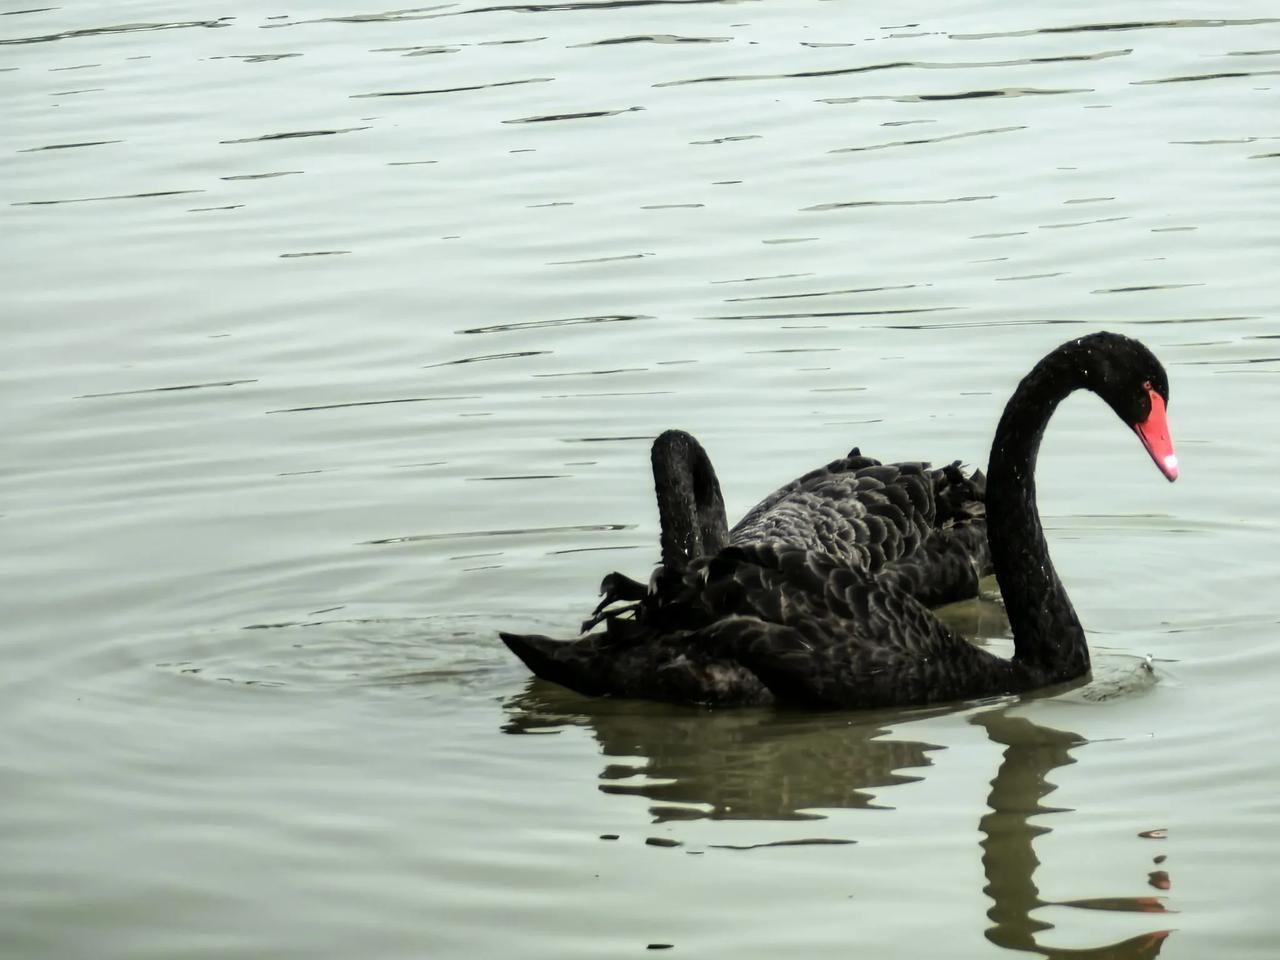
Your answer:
(1134, 386), (1178, 482)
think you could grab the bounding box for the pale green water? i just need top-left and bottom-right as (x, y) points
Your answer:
(4, 2), (1279, 957)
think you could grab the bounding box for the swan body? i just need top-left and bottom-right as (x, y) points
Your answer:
(502, 332), (1177, 709)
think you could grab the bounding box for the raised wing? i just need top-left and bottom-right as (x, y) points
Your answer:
(730, 451), (990, 603)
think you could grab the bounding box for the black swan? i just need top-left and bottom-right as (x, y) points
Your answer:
(501, 332), (1177, 709)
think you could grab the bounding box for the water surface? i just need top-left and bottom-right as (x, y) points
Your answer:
(4, 2), (1279, 957)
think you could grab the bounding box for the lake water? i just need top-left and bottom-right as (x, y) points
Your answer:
(4, 2), (1279, 957)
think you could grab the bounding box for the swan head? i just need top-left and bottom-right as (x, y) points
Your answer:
(1075, 332), (1177, 482)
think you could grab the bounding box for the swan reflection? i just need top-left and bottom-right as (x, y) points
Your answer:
(504, 688), (1170, 958)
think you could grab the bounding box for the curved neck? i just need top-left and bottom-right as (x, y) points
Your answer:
(651, 431), (729, 569)
(986, 348), (1089, 682)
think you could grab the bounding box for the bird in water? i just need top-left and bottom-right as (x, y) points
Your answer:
(501, 332), (1178, 709)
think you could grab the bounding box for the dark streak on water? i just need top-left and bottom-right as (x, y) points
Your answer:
(77, 379), (258, 399)
(362, 523), (634, 546)
(267, 396), (482, 414)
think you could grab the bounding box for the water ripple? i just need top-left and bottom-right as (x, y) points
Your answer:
(457, 313), (647, 335)
(503, 105), (643, 123)
(708, 307), (954, 322)
(353, 77), (552, 98)
(1134, 68), (1280, 85)
(17, 139), (122, 152)
(573, 33), (729, 47)
(425, 350), (551, 367)
(76, 379), (257, 400)
(831, 125), (1025, 154)
(11, 189), (202, 206)
(660, 49), (1131, 87)
(804, 195), (994, 212)
(363, 522), (633, 546)
(219, 127), (371, 143)
(267, 395), (481, 414)
(822, 87), (1089, 104)
(0, 17), (231, 45)
(951, 18), (1279, 40)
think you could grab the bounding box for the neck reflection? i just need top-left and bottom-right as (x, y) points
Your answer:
(975, 709), (1170, 959)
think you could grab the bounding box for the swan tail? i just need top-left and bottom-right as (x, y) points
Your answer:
(500, 631), (615, 698)
(502, 620), (770, 705)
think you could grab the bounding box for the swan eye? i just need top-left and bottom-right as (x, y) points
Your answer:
(1142, 380), (1152, 391)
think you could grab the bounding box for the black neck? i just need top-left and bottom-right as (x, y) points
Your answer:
(986, 347), (1089, 682)
(651, 431), (729, 569)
